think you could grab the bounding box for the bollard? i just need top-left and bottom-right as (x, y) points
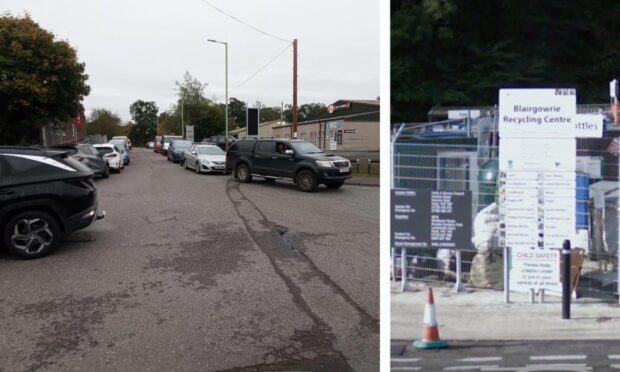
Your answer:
(562, 239), (571, 319)
(356, 159), (360, 173)
(367, 159), (371, 175)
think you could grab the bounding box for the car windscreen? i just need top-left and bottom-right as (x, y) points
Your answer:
(109, 141), (126, 150)
(197, 146), (224, 155)
(96, 147), (114, 155)
(173, 141), (192, 148)
(290, 141), (323, 154)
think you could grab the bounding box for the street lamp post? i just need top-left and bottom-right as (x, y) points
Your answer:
(208, 38), (228, 150)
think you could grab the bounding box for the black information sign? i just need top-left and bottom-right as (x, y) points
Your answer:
(391, 189), (472, 250)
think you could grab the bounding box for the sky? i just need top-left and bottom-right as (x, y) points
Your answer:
(3, 0), (379, 121)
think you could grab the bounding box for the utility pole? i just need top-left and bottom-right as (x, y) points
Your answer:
(293, 39), (298, 139)
(281, 101), (284, 123)
(181, 96), (184, 137)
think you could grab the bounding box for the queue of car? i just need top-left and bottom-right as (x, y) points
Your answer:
(154, 135), (352, 192)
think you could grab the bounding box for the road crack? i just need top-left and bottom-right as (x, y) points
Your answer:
(225, 179), (378, 371)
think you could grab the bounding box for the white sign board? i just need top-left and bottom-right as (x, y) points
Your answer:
(447, 109), (480, 120)
(509, 246), (561, 292)
(574, 114), (603, 138)
(499, 88), (576, 138)
(499, 88), (578, 294)
(185, 125), (194, 142)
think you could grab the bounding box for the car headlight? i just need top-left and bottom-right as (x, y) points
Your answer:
(316, 160), (333, 168)
(201, 159), (211, 165)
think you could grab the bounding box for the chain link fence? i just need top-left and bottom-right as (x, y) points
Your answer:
(391, 114), (620, 300)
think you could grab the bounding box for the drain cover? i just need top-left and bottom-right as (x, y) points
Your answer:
(144, 216), (177, 224)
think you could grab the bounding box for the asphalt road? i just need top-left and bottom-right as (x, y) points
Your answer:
(0, 148), (379, 372)
(391, 340), (620, 371)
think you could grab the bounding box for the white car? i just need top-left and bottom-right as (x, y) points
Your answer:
(183, 144), (228, 174)
(94, 144), (124, 172)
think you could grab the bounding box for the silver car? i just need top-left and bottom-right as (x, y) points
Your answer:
(183, 144), (228, 174)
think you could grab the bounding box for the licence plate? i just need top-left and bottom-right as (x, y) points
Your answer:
(215, 165), (224, 169)
(339, 167), (350, 173)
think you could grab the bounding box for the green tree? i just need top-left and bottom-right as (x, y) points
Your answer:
(0, 14), (90, 145)
(228, 97), (247, 128)
(86, 108), (124, 138)
(283, 103), (326, 122)
(391, 0), (620, 122)
(259, 106), (282, 123)
(172, 72), (225, 140)
(129, 100), (158, 146)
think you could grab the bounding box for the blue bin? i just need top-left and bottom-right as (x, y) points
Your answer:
(576, 173), (590, 230)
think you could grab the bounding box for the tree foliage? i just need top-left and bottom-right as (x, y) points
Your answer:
(391, 0), (620, 122)
(0, 14), (90, 144)
(129, 100), (158, 146)
(86, 108), (125, 138)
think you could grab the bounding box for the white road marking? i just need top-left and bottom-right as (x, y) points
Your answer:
(610, 365), (620, 369)
(445, 366), (500, 371)
(481, 365), (590, 372)
(459, 357), (502, 363)
(610, 355), (620, 359)
(391, 367), (421, 371)
(529, 355), (586, 361)
(391, 358), (420, 363)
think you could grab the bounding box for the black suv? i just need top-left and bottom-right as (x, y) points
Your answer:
(226, 139), (352, 192)
(0, 147), (105, 258)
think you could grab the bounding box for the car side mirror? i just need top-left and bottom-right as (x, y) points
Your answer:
(285, 149), (294, 156)
(192, 151), (197, 155)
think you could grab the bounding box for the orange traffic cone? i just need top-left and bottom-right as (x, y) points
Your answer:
(413, 287), (448, 349)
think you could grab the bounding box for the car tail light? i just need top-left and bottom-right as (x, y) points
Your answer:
(73, 155), (85, 161)
(105, 153), (118, 158)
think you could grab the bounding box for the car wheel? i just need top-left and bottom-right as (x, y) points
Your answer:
(2, 210), (62, 259)
(102, 164), (110, 178)
(296, 170), (318, 192)
(184, 160), (189, 170)
(325, 180), (344, 189)
(195, 162), (201, 174)
(236, 164), (252, 183)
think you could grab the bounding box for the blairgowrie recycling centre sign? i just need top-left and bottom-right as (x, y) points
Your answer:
(499, 88), (578, 293)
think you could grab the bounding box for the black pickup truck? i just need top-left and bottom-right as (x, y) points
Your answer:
(226, 139), (352, 192)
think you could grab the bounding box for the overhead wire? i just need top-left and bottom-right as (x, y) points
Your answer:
(196, 0), (291, 43)
(212, 42), (293, 102)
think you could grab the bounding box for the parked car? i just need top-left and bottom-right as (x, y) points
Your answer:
(112, 136), (132, 150)
(94, 144), (124, 172)
(202, 135), (236, 150)
(167, 140), (192, 163)
(78, 144), (111, 178)
(146, 141), (155, 149)
(108, 140), (130, 165)
(161, 135), (182, 156)
(226, 139), (351, 192)
(0, 146), (105, 258)
(184, 144), (228, 174)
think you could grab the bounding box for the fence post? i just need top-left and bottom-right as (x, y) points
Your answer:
(454, 250), (464, 293)
(401, 247), (407, 292)
(504, 245), (510, 303)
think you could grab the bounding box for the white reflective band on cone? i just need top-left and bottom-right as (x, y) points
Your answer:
(423, 303), (437, 327)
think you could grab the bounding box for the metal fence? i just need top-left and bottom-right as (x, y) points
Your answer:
(391, 115), (620, 300)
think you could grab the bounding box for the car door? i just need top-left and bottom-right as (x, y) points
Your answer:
(273, 142), (296, 178)
(253, 140), (275, 175)
(186, 145), (195, 167)
(86, 145), (106, 170)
